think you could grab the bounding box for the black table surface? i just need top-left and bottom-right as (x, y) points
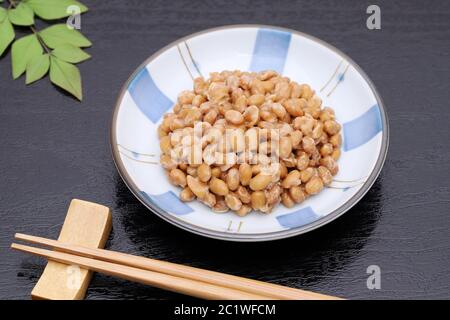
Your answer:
(1, 0), (449, 300)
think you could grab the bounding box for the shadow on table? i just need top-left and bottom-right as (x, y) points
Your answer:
(113, 172), (384, 290)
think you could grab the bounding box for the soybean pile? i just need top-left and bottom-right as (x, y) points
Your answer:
(158, 70), (342, 216)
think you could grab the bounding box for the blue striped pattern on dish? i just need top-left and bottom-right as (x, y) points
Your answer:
(343, 104), (383, 151)
(250, 28), (291, 73)
(128, 68), (174, 123)
(141, 191), (193, 215)
(276, 207), (319, 229)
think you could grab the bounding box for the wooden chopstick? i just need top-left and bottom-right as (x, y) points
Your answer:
(13, 233), (342, 300)
(11, 243), (269, 300)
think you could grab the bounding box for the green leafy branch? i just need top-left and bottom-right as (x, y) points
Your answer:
(0, 0), (91, 100)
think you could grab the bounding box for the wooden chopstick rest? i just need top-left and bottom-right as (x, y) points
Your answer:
(31, 199), (112, 300)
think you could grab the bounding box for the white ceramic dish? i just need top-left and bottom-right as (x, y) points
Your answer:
(111, 25), (389, 241)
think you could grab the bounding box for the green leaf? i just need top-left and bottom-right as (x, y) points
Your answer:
(8, 3), (34, 26)
(11, 34), (43, 79)
(26, 53), (50, 84)
(52, 43), (90, 63)
(49, 56), (82, 100)
(0, 7), (7, 22)
(39, 24), (91, 49)
(24, 0), (87, 20)
(0, 13), (15, 56)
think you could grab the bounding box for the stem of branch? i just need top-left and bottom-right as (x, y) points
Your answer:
(30, 26), (51, 54)
(8, 0), (17, 8)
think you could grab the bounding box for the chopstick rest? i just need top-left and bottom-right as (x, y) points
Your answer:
(31, 199), (112, 300)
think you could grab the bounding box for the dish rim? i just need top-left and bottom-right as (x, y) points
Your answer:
(110, 24), (389, 242)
